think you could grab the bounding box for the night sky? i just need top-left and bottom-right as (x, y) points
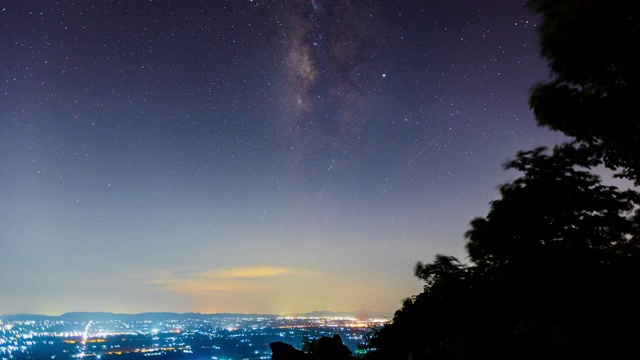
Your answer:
(1, 0), (567, 315)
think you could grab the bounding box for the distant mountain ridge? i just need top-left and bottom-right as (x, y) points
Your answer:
(0, 310), (389, 322)
(0, 312), (278, 322)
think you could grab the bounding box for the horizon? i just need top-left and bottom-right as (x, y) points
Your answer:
(0, 309), (391, 318)
(1, 1), (566, 315)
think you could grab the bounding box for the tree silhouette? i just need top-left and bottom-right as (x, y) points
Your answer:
(466, 147), (639, 270)
(367, 255), (509, 360)
(527, 0), (640, 183)
(366, 149), (640, 360)
(362, 2), (640, 358)
(466, 148), (640, 359)
(368, 0), (640, 359)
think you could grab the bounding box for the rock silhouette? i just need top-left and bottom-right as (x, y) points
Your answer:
(270, 334), (354, 360)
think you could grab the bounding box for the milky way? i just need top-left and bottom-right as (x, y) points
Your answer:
(277, 0), (385, 184)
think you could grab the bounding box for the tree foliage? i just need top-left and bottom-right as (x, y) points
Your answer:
(367, 150), (640, 360)
(527, 0), (640, 183)
(365, 2), (640, 359)
(466, 147), (639, 270)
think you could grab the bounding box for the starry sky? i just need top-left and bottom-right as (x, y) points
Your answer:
(1, 0), (567, 316)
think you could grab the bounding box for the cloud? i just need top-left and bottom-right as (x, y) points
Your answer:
(135, 266), (403, 314)
(145, 266), (293, 294)
(203, 266), (291, 279)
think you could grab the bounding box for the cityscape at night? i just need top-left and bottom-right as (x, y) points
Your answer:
(3, 0), (639, 358)
(0, 313), (385, 359)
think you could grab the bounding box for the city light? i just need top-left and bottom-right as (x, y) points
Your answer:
(0, 315), (387, 359)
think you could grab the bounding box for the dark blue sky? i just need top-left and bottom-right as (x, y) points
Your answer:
(1, 0), (566, 315)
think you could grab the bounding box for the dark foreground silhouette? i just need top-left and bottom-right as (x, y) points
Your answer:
(361, 0), (640, 358)
(270, 334), (355, 360)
